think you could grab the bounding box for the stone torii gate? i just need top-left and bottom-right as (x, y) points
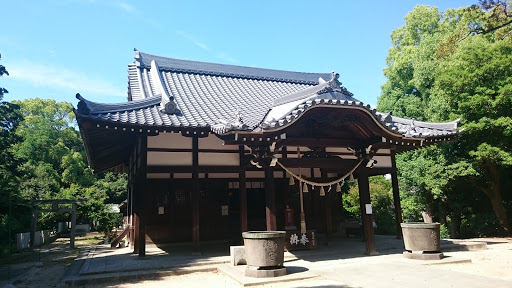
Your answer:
(31, 199), (87, 249)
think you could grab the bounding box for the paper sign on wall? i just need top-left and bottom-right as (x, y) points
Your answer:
(365, 204), (373, 214)
(221, 205), (229, 216)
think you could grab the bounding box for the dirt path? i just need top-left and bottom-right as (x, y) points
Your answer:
(0, 233), (103, 288)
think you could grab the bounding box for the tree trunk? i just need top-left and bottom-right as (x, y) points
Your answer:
(479, 164), (511, 236)
(439, 195), (448, 225)
(421, 211), (433, 223)
(421, 188), (434, 223)
(450, 213), (461, 239)
(485, 188), (510, 235)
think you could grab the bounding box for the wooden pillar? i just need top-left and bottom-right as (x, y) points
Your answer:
(239, 146), (248, 233)
(135, 179), (146, 256)
(265, 164), (277, 231)
(192, 135), (200, 252)
(137, 134), (147, 257)
(137, 207), (145, 256)
(321, 170), (332, 245)
(70, 203), (77, 249)
(358, 169), (378, 256)
(128, 185), (133, 246)
(391, 151), (403, 239)
(133, 210), (139, 254)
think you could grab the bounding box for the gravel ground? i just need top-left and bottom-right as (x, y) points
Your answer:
(2, 236), (511, 288)
(433, 238), (512, 281)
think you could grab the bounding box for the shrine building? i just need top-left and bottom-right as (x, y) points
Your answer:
(74, 50), (460, 256)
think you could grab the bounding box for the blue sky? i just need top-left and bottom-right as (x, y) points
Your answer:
(1, 0), (476, 108)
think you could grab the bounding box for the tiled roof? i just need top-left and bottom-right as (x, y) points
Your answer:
(79, 51), (335, 129)
(75, 51), (460, 139)
(260, 95), (460, 138)
(135, 51), (332, 85)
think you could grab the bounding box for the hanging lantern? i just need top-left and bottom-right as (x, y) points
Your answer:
(336, 182), (342, 193)
(319, 186), (325, 196)
(349, 173), (354, 182)
(289, 175), (295, 186)
(303, 183), (309, 193)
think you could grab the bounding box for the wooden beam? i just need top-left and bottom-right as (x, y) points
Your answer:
(70, 203), (77, 249)
(279, 138), (365, 148)
(391, 151), (403, 239)
(278, 158), (359, 169)
(358, 168), (378, 256)
(147, 147), (246, 154)
(146, 165), (241, 173)
(32, 199), (88, 205)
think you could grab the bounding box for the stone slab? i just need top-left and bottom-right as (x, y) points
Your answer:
(219, 264), (318, 287)
(441, 241), (488, 252)
(403, 251), (444, 260)
(244, 267), (286, 278)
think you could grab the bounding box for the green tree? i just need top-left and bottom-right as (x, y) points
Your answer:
(343, 176), (396, 235)
(434, 34), (512, 235)
(378, 4), (512, 235)
(0, 54), (30, 254)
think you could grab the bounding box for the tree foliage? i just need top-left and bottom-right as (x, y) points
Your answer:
(378, 3), (512, 236)
(0, 54), (31, 253)
(344, 176), (396, 235)
(0, 94), (128, 247)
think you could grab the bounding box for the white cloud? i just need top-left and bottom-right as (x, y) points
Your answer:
(8, 60), (125, 98)
(176, 30), (210, 51)
(175, 30), (237, 63)
(217, 52), (236, 63)
(114, 1), (136, 13)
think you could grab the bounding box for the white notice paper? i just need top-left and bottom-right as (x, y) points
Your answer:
(365, 204), (373, 214)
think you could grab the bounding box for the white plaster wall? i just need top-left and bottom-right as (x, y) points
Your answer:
(207, 173), (239, 178)
(372, 155), (392, 168)
(174, 173), (192, 179)
(199, 134), (234, 150)
(147, 152), (193, 166)
(147, 133), (191, 149)
(198, 152), (239, 166)
(245, 171), (265, 178)
(147, 173), (171, 179)
(287, 168), (312, 178)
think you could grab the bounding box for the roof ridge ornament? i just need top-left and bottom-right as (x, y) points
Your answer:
(162, 96), (181, 115)
(149, 60), (181, 115)
(211, 108), (248, 134)
(316, 72), (339, 95)
(75, 93), (91, 114)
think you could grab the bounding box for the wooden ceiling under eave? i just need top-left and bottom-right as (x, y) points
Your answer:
(77, 118), (137, 173)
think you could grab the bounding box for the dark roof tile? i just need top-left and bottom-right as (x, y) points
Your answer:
(75, 51), (460, 139)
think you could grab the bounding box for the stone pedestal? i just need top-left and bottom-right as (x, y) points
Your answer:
(230, 245), (246, 266)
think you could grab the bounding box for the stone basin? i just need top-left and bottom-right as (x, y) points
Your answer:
(242, 231), (286, 269)
(401, 222), (441, 252)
